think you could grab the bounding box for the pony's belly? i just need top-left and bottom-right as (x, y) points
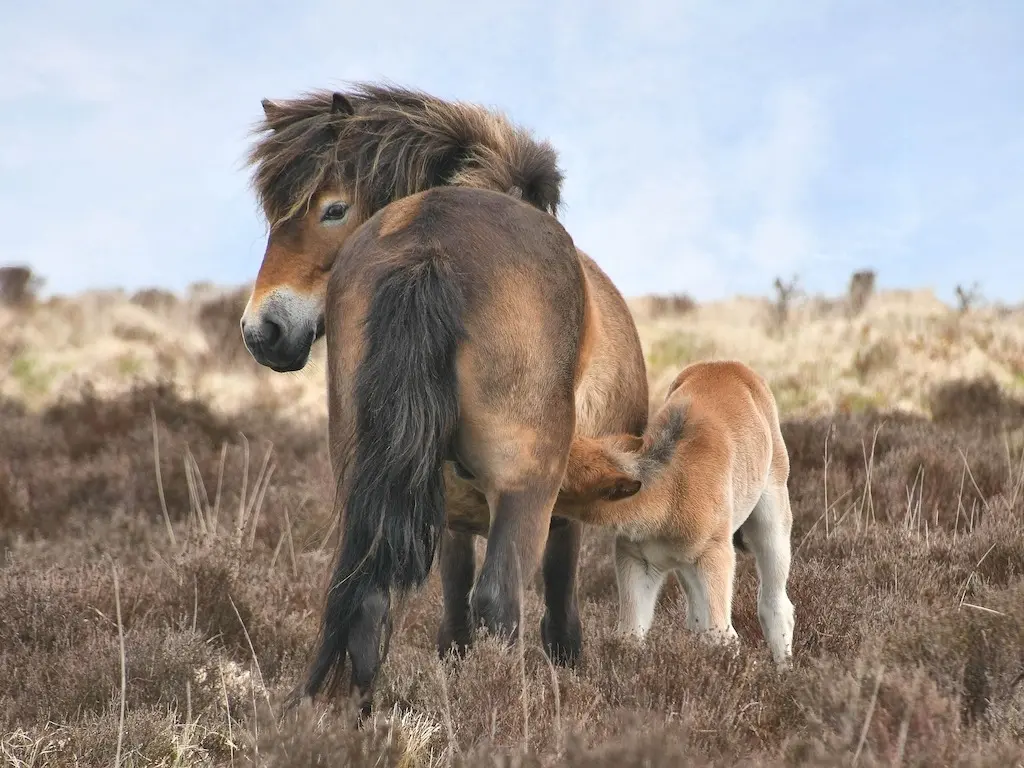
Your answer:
(443, 464), (491, 536)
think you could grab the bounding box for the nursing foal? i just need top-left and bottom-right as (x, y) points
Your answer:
(558, 359), (797, 669)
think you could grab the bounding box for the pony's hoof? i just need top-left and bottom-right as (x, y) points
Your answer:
(541, 611), (583, 668)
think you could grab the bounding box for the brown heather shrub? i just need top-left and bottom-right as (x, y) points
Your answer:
(0, 380), (328, 545)
(2, 378), (1024, 766)
(928, 375), (1024, 432)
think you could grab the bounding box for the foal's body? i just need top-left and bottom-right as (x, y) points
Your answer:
(558, 360), (796, 668)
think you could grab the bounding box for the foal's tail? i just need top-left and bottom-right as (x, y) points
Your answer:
(305, 254), (465, 699)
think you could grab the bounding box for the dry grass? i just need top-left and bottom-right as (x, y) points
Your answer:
(2, 274), (1024, 765)
(9, 272), (1022, 426)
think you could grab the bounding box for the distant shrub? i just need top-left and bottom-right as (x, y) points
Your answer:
(846, 269), (876, 317)
(195, 287), (253, 367)
(851, 337), (899, 381)
(130, 287), (179, 314)
(767, 275), (801, 336)
(955, 282), (983, 314)
(645, 293), (698, 318)
(0, 265), (43, 309)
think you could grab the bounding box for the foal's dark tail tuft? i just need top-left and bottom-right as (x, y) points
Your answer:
(635, 404), (688, 485)
(304, 253), (466, 699)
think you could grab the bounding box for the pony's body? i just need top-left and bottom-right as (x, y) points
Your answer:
(238, 84), (647, 715)
(557, 360), (796, 669)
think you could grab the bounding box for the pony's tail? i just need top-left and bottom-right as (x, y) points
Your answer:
(305, 254), (465, 699)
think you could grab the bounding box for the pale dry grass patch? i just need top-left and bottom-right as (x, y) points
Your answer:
(632, 287), (1024, 417)
(1, 284), (329, 425)
(9, 280), (1023, 427)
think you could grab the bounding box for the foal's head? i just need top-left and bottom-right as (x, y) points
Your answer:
(239, 83), (563, 372)
(560, 434), (646, 504)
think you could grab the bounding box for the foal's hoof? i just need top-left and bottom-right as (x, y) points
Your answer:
(773, 656), (794, 673)
(541, 611), (583, 668)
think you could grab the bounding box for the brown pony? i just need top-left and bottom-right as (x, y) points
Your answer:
(239, 84), (649, 715)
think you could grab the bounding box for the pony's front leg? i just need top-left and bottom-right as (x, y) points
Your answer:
(540, 517), (584, 666)
(470, 482), (560, 646)
(346, 586), (391, 720)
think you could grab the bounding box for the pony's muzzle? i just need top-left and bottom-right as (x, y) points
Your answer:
(240, 307), (314, 372)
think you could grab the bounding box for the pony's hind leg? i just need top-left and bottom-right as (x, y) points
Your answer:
(738, 483), (795, 668)
(437, 529), (476, 659)
(471, 481), (563, 647)
(346, 586), (392, 720)
(540, 518), (584, 666)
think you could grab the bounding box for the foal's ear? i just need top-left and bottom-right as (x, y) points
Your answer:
(618, 435), (645, 453)
(331, 92), (355, 116)
(600, 476), (642, 502)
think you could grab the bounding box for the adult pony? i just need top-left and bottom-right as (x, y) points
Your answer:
(239, 84), (648, 714)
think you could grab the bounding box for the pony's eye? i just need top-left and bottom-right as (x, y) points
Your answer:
(321, 202), (350, 222)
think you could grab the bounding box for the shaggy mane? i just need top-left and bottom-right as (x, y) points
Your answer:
(247, 82), (565, 228)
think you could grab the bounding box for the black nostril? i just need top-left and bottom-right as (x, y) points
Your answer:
(260, 316), (283, 347)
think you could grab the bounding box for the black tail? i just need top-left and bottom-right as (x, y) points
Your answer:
(305, 254), (466, 698)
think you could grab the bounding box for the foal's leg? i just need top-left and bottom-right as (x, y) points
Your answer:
(614, 537), (669, 639)
(437, 529), (476, 659)
(675, 535), (739, 648)
(738, 484), (796, 668)
(540, 518), (584, 666)
(674, 566), (700, 633)
(471, 481), (562, 646)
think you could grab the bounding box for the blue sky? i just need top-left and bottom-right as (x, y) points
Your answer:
(1, 1), (1021, 303)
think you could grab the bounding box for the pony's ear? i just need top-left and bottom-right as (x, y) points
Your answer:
(331, 92), (355, 116)
(261, 98), (286, 122)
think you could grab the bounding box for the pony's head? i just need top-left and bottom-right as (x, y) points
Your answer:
(240, 83), (564, 372)
(240, 92), (358, 371)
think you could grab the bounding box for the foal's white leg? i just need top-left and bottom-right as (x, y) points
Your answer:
(676, 537), (739, 649)
(614, 536), (668, 639)
(674, 566), (700, 633)
(739, 484), (796, 668)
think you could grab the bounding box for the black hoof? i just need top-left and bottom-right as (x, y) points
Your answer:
(541, 611), (583, 668)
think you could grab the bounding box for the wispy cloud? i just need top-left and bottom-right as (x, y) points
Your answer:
(1, 0), (1022, 303)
